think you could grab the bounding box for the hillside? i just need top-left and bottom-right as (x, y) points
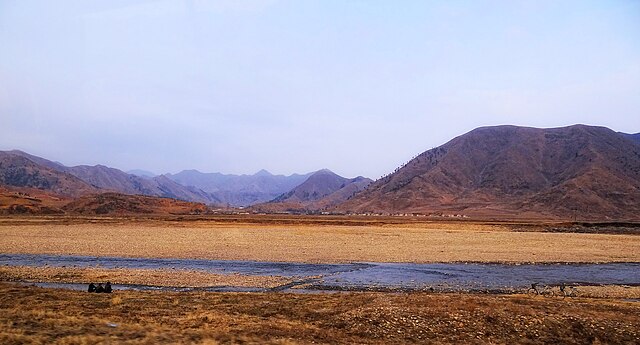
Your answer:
(253, 170), (372, 213)
(620, 132), (640, 145)
(337, 125), (640, 220)
(0, 152), (97, 197)
(166, 169), (312, 206)
(309, 176), (372, 209)
(0, 186), (70, 215)
(62, 193), (208, 215)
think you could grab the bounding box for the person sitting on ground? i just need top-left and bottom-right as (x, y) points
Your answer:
(88, 283), (96, 293)
(104, 282), (112, 293)
(95, 283), (105, 293)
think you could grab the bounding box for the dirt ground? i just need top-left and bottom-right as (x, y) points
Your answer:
(0, 216), (638, 263)
(1, 283), (638, 345)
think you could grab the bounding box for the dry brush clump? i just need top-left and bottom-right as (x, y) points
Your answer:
(0, 283), (638, 344)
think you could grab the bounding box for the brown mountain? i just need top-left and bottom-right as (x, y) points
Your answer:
(4, 150), (68, 171)
(253, 169), (372, 213)
(3, 150), (218, 204)
(0, 151), (97, 197)
(337, 125), (640, 220)
(62, 192), (208, 215)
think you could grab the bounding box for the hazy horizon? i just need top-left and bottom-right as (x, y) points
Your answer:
(2, 1), (639, 179)
(2, 122), (639, 179)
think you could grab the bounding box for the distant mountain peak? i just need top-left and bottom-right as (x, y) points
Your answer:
(313, 168), (335, 175)
(254, 169), (272, 177)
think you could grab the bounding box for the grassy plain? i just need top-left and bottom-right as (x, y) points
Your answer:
(0, 216), (638, 263)
(1, 283), (639, 344)
(1, 216), (639, 344)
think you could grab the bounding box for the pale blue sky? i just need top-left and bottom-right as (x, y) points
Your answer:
(1, 0), (639, 178)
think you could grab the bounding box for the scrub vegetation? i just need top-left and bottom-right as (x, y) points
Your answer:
(1, 283), (639, 344)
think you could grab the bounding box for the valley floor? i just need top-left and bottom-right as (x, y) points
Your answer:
(1, 216), (639, 344)
(0, 215), (638, 263)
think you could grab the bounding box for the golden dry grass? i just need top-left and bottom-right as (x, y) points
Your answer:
(0, 266), (292, 289)
(0, 219), (638, 263)
(0, 283), (638, 344)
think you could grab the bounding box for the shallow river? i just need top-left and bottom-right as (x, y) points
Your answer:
(1, 254), (639, 292)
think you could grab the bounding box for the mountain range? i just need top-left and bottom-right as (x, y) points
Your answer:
(0, 149), (361, 213)
(1, 124), (639, 220)
(3, 150), (217, 204)
(165, 169), (312, 206)
(1, 150), (330, 206)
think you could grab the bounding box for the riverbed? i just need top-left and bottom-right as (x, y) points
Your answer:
(2, 254), (638, 293)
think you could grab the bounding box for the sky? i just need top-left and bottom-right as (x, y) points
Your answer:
(1, 0), (639, 179)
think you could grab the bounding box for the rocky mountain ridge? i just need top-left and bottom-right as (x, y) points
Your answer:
(337, 125), (640, 220)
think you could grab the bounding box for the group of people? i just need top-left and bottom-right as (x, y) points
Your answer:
(88, 282), (112, 293)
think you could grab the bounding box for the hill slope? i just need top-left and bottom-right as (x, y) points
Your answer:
(0, 152), (97, 197)
(253, 170), (372, 212)
(0, 186), (71, 215)
(620, 132), (640, 145)
(337, 125), (640, 220)
(62, 193), (208, 215)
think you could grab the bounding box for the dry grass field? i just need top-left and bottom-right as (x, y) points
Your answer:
(0, 266), (292, 289)
(1, 283), (639, 344)
(1, 216), (639, 344)
(0, 216), (638, 263)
